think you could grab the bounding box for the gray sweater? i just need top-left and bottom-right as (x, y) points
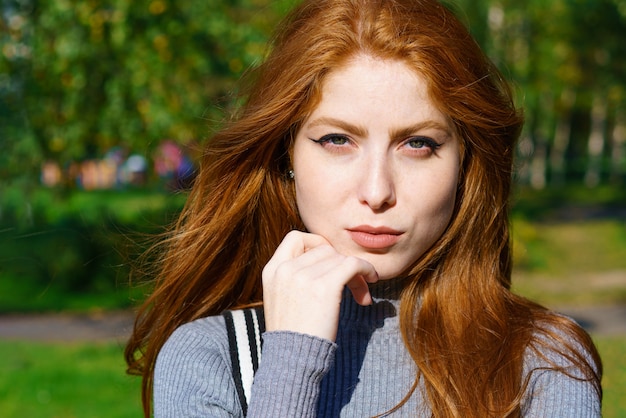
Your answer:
(154, 283), (600, 417)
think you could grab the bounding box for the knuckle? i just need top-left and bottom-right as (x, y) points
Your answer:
(342, 255), (361, 270)
(285, 229), (303, 241)
(273, 261), (295, 281)
(261, 263), (273, 282)
(313, 244), (334, 255)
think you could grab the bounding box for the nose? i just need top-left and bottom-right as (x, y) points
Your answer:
(357, 155), (396, 210)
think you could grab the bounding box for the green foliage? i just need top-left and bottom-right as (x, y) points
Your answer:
(0, 341), (142, 417)
(440, 0), (626, 187)
(1, 0), (292, 182)
(0, 187), (184, 312)
(2, 0), (625, 187)
(512, 184), (626, 220)
(1, 185), (624, 312)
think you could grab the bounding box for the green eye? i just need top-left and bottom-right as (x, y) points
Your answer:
(329, 136), (348, 145)
(408, 139), (427, 148)
(311, 134), (350, 145)
(407, 136), (441, 150)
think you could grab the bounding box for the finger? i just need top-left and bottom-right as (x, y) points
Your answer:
(341, 256), (379, 285)
(281, 253), (348, 295)
(346, 275), (372, 306)
(285, 244), (338, 275)
(283, 230), (331, 256)
(264, 231), (330, 275)
(325, 256), (378, 305)
(264, 246), (337, 288)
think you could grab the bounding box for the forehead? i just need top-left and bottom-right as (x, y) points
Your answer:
(304, 55), (451, 132)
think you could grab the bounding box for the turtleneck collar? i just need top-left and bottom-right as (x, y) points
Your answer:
(338, 277), (409, 331)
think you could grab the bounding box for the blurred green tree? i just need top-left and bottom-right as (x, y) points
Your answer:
(1, 0), (625, 189)
(453, 0), (626, 188)
(0, 0), (292, 184)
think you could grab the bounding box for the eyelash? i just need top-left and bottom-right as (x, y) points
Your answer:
(406, 136), (442, 151)
(310, 134), (442, 152)
(310, 133), (350, 146)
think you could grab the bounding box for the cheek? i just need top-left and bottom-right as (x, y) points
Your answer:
(439, 177), (458, 214)
(292, 143), (343, 228)
(415, 169), (459, 236)
(434, 156), (460, 213)
(293, 170), (325, 229)
(294, 166), (349, 236)
(435, 178), (459, 226)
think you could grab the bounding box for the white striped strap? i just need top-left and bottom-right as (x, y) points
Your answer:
(223, 307), (265, 414)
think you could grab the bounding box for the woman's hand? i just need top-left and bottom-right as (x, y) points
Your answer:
(262, 230), (379, 341)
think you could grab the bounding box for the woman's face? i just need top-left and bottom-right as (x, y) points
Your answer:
(292, 55), (460, 280)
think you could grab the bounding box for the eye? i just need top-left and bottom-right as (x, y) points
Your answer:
(406, 136), (442, 150)
(310, 133), (351, 146)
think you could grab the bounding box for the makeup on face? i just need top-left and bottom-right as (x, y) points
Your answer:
(292, 55), (460, 280)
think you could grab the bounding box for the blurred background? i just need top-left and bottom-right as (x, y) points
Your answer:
(0, 0), (625, 416)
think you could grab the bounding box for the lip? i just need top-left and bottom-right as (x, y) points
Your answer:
(347, 225), (403, 250)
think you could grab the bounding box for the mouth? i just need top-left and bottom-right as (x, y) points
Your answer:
(347, 225), (403, 250)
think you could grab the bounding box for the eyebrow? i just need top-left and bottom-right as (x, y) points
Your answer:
(306, 116), (453, 140)
(307, 117), (367, 137)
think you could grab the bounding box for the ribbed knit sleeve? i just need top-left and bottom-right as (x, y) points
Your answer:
(154, 317), (242, 417)
(522, 367), (600, 417)
(521, 324), (601, 417)
(153, 290), (601, 417)
(154, 317), (336, 417)
(248, 331), (336, 417)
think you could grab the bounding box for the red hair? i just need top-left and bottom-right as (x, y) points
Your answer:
(126, 1), (601, 416)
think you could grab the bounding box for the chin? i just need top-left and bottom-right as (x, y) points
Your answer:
(375, 271), (405, 281)
(368, 263), (409, 281)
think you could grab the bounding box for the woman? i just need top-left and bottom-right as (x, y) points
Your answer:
(125, 0), (602, 416)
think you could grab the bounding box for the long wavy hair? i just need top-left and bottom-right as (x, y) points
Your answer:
(125, 0), (602, 416)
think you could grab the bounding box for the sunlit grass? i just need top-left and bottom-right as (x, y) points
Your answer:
(0, 341), (142, 418)
(512, 219), (626, 275)
(595, 336), (626, 418)
(512, 219), (626, 306)
(0, 273), (149, 313)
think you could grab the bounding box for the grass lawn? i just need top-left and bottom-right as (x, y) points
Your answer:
(511, 219), (626, 306)
(595, 336), (626, 418)
(0, 340), (142, 418)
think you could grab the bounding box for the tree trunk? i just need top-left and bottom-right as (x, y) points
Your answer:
(609, 108), (625, 185)
(530, 92), (553, 190)
(549, 89), (576, 186)
(530, 136), (548, 190)
(584, 94), (608, 188)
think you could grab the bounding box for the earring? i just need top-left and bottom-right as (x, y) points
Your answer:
(287, 170), (295, 179)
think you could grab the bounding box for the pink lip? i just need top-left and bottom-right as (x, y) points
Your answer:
(347, 225), (403, 250)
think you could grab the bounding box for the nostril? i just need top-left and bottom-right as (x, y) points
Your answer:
(358, 179), (396, 210)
